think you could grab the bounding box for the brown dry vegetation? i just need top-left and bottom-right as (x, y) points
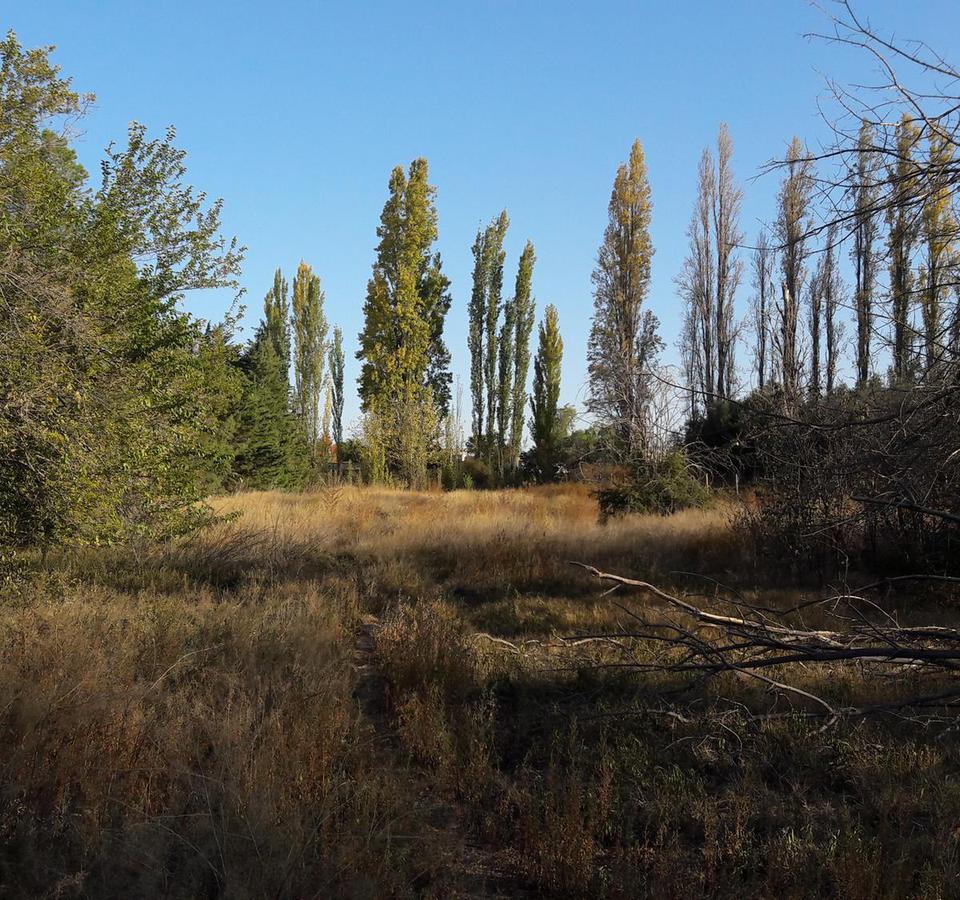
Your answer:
(2, 485), (960, 897)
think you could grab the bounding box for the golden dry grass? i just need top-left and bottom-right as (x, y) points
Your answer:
(3, 485), (959, 898)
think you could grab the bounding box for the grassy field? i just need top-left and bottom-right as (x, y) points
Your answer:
(2, 485), (959, 897)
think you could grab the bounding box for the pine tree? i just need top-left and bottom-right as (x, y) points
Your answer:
(509, 241), (536, 471)
(291, 260), (328, 448)
(588, 139), (662, 456)
(329, 326), (345, 453)
(264, 267), (290, 377)
(530, 304), (563, 478)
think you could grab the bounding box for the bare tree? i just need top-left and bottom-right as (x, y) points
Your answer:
(774, 137), (814, 399)
(822, 226), (844, 394)
(714, 124), (744, 399)
(678, 125), (743, 411)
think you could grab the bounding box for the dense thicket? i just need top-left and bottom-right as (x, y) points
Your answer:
(0, 33), (245, 547)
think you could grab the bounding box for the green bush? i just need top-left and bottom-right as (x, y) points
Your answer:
(596, 450), (712, 520)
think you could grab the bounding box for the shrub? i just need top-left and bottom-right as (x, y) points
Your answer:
(596, 450), (712, 520)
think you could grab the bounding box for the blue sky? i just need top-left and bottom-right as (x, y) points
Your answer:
(8, 1), (960, 433)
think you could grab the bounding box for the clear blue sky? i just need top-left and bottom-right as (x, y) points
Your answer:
(8, 1), (960, 433)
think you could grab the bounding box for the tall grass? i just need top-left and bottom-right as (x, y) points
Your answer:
(3, 485), (957, 897)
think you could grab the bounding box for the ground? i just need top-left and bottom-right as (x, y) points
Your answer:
(1, 485), (959, 897)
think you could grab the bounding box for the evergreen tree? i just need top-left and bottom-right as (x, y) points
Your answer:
(509, 241), (536, 471)
(264, 267), (290, 376)
(329, 326), (345, 452)
(291, 260), (328, 448)
(530, 304), (563, 478)
(587, 139), (662, 456)
(233, 325), (306, 488)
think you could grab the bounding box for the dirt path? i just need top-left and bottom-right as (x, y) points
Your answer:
(351, 615), (530, 899)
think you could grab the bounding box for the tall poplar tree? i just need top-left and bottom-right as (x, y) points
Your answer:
(530, 304), (563, 476)
(774, 137), (814, 398)
(468, 226), (489, 452)
(484, 211), (509, 461)
(920, 134), (957, 371)
(329, 326), (344, 452)
(509, 241), (536, 471)
(356, 158), (451, 482)
(750, 230), (774, 391)
(713, 123), (743, 399)
(851, 120), (880, 386)
(496, 289), (515, 474)
(358, 159), (450, 409)
(887, 114), (922, 382)
(291, 260), (328, 448)
(588, 139), (661, 456)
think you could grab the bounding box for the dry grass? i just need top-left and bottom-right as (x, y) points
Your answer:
(3, 484), (959, 897)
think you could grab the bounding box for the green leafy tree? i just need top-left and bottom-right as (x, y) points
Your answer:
(329, 326), (345, 453)
(484, 211), (509, 463)
(468, 226), (489, 452)
(587, 139), (662, 456)
(0, 33), (245, 547)
(529, 304), (564, 479)
(496, 288), (515, 475)
(356, 158), (451, 482)
(509, 241), (537, 472)
(292, 260), (328, 448)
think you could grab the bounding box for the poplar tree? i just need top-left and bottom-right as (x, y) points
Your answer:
(329, 326), (344, 452)
(530, 304), (563, 475)
(750, 230), (774, 391)
(821, 226), (843, 395)
(713, 124), (743, 399)
(291, 260), (328, 447)
(774, 137), (814, 398)
(920, 134), (957, 371)
(887, 114), (921, 382)
(851, 120), (880, 386)
(588, 139), (661, 456)
(356, 158), (450, 482)
(496, 289), (515, 474)
(468, 226), (488, 452)
(509, 241), (536, 471)
(484, 211), (509, 461)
